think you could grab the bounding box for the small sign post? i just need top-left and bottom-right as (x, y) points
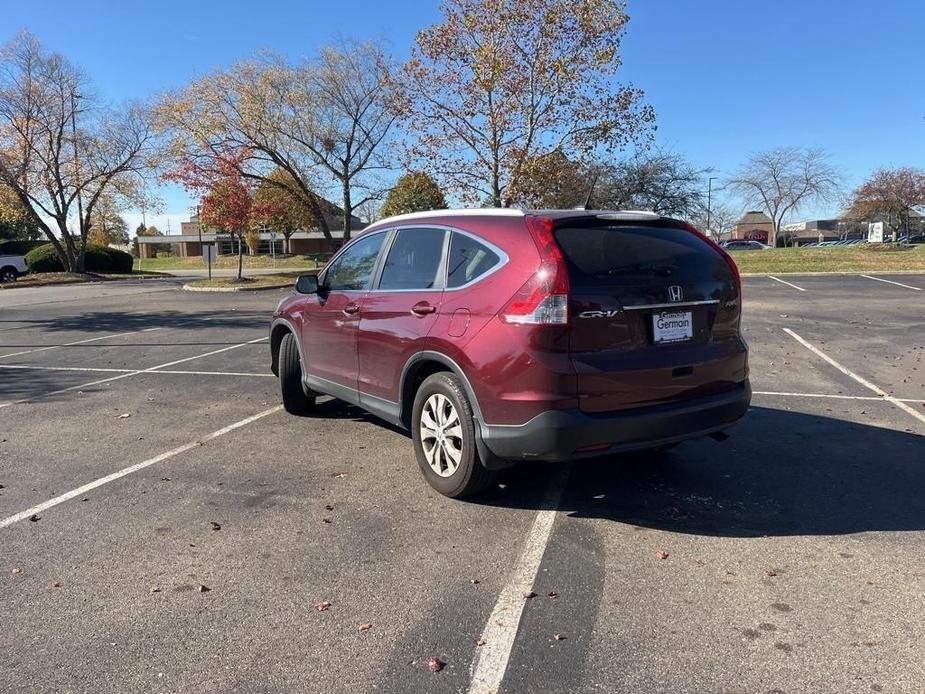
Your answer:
(202, 243), (216, 280)
(269, 231), (277, 262)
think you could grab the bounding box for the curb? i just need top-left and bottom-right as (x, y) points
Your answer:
(741, 270), (925, 277)
(182, 282), (292, 293)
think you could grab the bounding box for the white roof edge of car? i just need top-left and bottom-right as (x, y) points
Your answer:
(372, 207), (661, 228)
(374, 208), (526, 226)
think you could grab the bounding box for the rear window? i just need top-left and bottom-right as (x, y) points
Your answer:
(553, 223), (731, 288)
(446, 232), (501, 288)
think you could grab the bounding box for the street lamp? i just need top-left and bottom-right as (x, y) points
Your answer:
(706, 176), (718, 235)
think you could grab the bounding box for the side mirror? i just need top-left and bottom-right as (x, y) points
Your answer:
(295, 274), (319, 294)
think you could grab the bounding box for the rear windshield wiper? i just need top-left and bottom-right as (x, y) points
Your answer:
(601, 264), (675, 277)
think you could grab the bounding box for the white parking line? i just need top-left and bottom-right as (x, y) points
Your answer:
(753, 390), (923, 403)
(860, 275), (922, 291)
(0, 327), (162, 360)
(768, 275), (806, 292)
(0, 364), (273, 378)
(0, 405), (283, 530)
(783, 328), (925, 426)
(0, 337), (268, 409)
(468, 466), (570, 694)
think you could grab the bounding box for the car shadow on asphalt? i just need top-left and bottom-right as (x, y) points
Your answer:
(0, 309), (272, 335)
(476, 406), (925, 537)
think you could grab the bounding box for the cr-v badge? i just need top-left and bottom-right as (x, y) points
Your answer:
(578, 309), (622, 318)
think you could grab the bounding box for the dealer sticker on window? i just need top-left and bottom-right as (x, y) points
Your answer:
(652, 310), (693, 343)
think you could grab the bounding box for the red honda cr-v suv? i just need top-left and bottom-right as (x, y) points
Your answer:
(270, 209), (750, 497)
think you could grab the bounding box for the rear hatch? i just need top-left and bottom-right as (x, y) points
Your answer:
(555, 216), (746, 413)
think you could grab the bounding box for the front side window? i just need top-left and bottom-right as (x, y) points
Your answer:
(378, 227), (446, 290)
(446, 232), (502, 288)
(324, 232), (386, 291)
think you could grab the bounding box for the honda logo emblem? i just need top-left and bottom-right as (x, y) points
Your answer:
(667, 285), (683, 302)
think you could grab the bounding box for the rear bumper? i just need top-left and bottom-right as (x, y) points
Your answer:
(478, 380), (750, 463)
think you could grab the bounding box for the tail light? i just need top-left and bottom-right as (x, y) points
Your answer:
(500, 216), (570, 325)
(680, 222), (741, 295)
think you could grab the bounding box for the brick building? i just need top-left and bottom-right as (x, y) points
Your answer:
(135, 210), (364, 259)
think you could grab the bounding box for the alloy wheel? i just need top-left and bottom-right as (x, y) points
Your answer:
(420, 393), (464, 477)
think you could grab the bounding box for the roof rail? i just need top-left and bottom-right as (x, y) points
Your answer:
(375, 208), (525, 226)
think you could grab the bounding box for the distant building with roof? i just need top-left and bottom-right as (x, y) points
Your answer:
(731, 211), (774, 245)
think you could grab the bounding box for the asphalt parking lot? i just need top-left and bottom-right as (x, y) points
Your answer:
(1, 273), (924, 694)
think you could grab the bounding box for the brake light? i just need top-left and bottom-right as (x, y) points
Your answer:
(680, 222), (741, 295)
(500, 216), (570, 325)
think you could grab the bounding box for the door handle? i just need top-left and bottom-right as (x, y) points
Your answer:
(411, 302), (437, 316)
(342, 303), (360, 315)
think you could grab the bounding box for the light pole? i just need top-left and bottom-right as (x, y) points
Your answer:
(706, 176), (718, 235)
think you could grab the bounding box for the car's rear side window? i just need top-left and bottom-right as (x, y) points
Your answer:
(553, 223), (730, 288)
(446, 232), (501, 288)
(378, 227), (446, 290)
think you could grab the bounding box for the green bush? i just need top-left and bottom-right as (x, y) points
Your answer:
(0, 239), (46, 256)
(24, 244), (134, 273)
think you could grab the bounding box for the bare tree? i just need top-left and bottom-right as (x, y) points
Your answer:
(690, 200), (737, 242)
(302, 41), (394, 238)
(726, 147), (841, 247)
(0, 31), (154, 271)
(593, 149), (710, 216)
(156, 40), (392, 245)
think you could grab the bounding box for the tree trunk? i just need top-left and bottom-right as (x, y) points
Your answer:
(237, 234), (244, 280)
(342, 179), (352, 243)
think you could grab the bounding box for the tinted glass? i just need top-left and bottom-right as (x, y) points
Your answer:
(446, 233), (502, 288)
(325, 232), (386, 291)
(553, 223), (731, 288)
(378, 227), (446, 290)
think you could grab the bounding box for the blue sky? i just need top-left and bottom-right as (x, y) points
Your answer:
(4, 0), (924, 231)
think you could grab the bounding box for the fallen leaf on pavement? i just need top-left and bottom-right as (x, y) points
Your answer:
(150, 587), (161, 593)
(197, 585), (211, 593)
(28, 514), (40, 523)
(428, 657), (445, 673)
(51, 581), (61, 588)
(324, 504), (334, 511)
(321, 518), (332, 524)
(470, 579), (480, 585)
(210, 522), (221, 531)
(547, 591), (559, 599)
(117, 413), (131, 419)
(333, 473), (347, 479)
(656, 550), (669, 560)
(358, 623), (373, 632)
(553, 634), (566, 641)
(524, 591), (537, 599)
(765, 569), (778, 577)
(315, 601), (332, 611)
(474, 638), (486, 647)
(11, 568), (22, 574)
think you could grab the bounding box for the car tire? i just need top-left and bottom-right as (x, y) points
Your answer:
(279, 332), (315, 415)
(411, 372), (495, 498)
(0, 266), (18, 283)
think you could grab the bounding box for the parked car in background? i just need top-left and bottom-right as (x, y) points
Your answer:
(0, 251), (28, 283)
(721, 240), (772, 251)
(270, 209), (751, 497)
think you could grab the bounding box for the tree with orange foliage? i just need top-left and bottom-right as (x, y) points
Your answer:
(848, 167), (925, 241)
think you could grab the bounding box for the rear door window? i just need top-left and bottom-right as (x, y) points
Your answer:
(446, 232), (502, 288)
(553, 223), (731, 288)
(378, 227), (447, 290)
